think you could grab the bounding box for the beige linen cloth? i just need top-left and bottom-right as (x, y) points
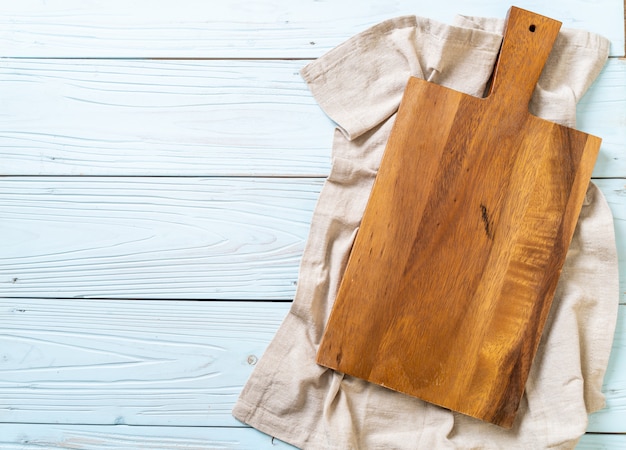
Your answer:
(233, 14), (619, 449)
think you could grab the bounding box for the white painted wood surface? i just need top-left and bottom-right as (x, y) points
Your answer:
(0, 425), (623, 450)
(0, 424), (296, 449)
(0, 0), (622, 58)
(1, 178), (624, 300)
(0, 0), (624, 448)
(0, 177), (321, 299)
(0, 299), (291, 426)
(0, 298), (624, 432)
(0, 58), (623, 177)
(0, 60), (333, 177)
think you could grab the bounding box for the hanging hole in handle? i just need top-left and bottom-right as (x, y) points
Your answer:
(529, 24), (536, 32)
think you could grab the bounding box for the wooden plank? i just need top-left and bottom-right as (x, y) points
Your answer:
(0, 59), (332, 177)
(595, 179), (626, 303)
(0, 177), (321, 300)
(0, 178), (623, 300)
(0, 424), (296, 449)
(577, 433), (626, 449)
(0, 299), (623, 430)
(577, 58), (626, 178)
(0, 298), (291, 427)
(0, 0), (622, 58)
(0, 58), (623, 177)
(0, 425), (622, 449)
(588, 305), (626, 432)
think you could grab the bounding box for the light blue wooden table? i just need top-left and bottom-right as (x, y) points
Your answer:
(0, 1), (624, 448)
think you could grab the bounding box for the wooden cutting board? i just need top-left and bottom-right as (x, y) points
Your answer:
(316, 6), (601, 428)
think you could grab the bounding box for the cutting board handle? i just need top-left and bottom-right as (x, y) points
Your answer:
(488, 7), (561, 107)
